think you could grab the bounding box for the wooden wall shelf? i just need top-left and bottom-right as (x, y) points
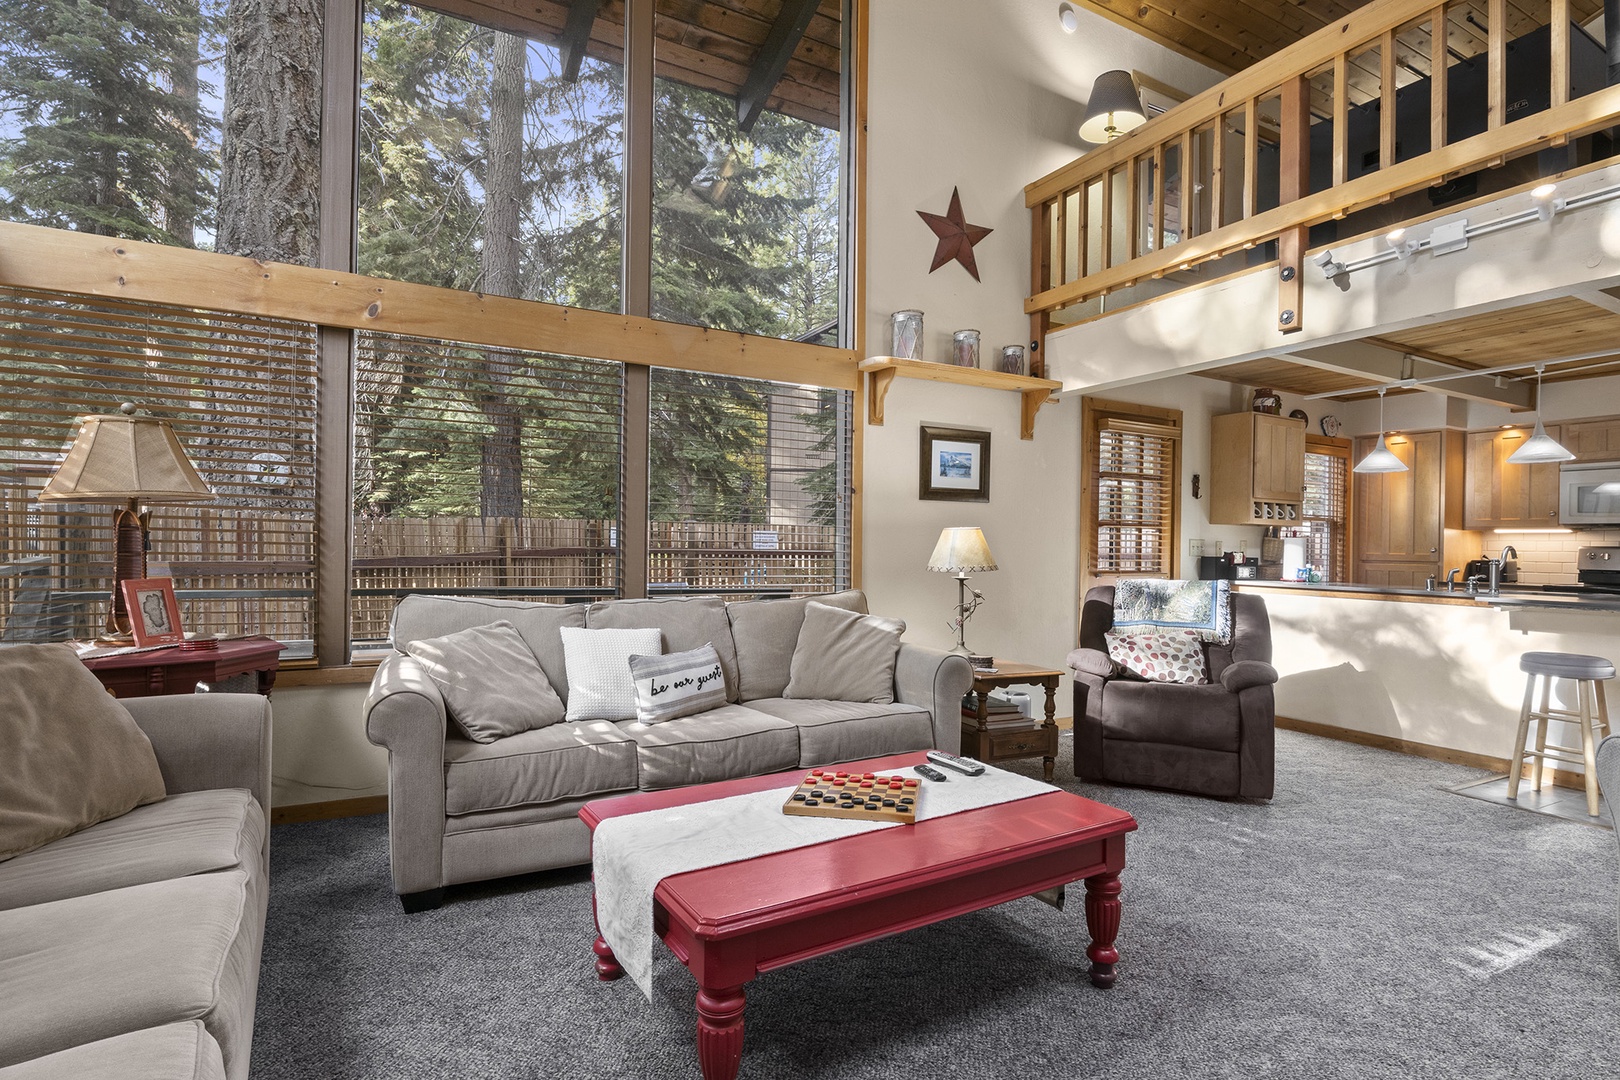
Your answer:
(858, 357), (1062, 440)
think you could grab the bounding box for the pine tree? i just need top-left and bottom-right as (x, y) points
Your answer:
(0, 0), (218, 245)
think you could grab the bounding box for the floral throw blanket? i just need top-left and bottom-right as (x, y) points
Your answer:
(1112, 578), (1233, 644)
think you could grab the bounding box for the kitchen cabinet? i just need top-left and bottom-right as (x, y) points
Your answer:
(1463, 425), (1562, 529)
(1209, 412), (1306, 526)
(1561, 416), (1620, 461)
(1353, 429), (1471, 587)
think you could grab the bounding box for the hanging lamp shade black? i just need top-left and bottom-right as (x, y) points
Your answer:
(1079, 70), (1147, 143)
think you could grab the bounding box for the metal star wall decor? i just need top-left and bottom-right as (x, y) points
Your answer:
(917, 187), (992, 281)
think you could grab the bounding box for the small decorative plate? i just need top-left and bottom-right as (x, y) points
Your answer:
(1288, 408), (1308, 422)
(1320, 414), (1342, 437)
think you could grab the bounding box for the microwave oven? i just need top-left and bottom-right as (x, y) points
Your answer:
(1559, 460), (1620, 526)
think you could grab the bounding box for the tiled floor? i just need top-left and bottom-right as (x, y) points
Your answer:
(1451, 774), (1613, 830)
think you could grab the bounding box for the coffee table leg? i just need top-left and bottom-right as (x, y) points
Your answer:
(1084, 871), (1122, 989)
(696, 986), (746, 1080)
(590, 888), (623, 981)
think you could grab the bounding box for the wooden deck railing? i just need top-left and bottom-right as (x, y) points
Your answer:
(1025, 0), (1620, 345)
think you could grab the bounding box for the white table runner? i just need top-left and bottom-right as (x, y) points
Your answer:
(591, 763), (1054, 999)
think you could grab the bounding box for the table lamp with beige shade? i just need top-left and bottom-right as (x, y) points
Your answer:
(38, 403), (215, 643)
(926, 526), (997, 665)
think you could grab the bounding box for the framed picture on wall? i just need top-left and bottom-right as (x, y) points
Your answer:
(120, 577), (185, 647)
(919, 425), (990, 502)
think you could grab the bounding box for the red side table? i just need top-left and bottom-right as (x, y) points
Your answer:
(79, 636), (286, 698)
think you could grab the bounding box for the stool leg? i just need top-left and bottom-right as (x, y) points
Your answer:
(1508, 673), (1536, 800)
(1597, 680), (1612, 743)
(1532, 675), (1553, 792)
(1579, 679), (1601, 817)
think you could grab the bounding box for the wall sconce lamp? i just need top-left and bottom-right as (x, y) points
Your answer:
(1079, 71), (1147, 143)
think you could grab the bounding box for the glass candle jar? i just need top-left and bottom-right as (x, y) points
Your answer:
(998, 344), (1026, 375)
(890, 310), (923, 360)
(951, 329), (980, 368)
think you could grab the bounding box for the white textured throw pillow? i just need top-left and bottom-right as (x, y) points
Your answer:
(627, 643), (727, 724)
(561, 626), (663, 721)
(783, 600), (906, 703)
(403, 620), (565, 742)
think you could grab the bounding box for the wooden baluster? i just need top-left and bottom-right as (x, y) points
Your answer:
(1211, 119), (1225, 232)
(1177, 132), (1192, 247)
(1430, 4), (1448, 153)
(1029, 199), (1051, 373)
(1278, 74), (1310, 335)
(1125, 156), (1140, 261)
(1051, 195), (1064, 289)
(1332, 53), (1349, 186)
(1487, 0), (1505, 131)
(1381, 29), (1397, 171)
(1100, 166), (1114, 269)
(1551, 0), (1570, 111)
(1152, 143), (1165, 260)
(1243, 97), (1258, 220)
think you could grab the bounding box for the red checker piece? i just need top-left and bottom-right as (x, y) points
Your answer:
(903, 779), (919, 788)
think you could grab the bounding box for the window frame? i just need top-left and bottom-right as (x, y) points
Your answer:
(1302, 433), (1353, 583)
(1080, 396), (1183, 594)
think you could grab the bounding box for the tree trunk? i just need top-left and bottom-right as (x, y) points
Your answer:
(218, 0), (322, 264)
(478, 31), (526, 519)
(166, 14), (201, 247)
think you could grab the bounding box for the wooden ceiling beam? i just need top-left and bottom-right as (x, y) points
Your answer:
(557, 0), (607, 81)
(736, 0), (820, 132)
(1282, 341), (1533, 407)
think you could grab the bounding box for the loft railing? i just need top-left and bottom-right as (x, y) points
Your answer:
(1024, 0), (1620, 351)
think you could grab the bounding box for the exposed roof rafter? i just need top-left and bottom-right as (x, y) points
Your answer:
(557, 0), (606, 83)
(736, 0), (820, 133)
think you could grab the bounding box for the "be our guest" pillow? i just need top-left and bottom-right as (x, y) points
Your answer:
(627, 643), (728, 724)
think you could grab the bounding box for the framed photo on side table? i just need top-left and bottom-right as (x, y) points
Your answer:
(919, 425), (990, 502)
(121, 577), (185, 647)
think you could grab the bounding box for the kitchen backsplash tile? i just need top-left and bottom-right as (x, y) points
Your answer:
(1487, 528), (1620, 583)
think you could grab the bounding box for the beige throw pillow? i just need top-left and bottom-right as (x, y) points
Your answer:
(404, 621), (566, 742)
(783, 601), (906, 704)
(0, 643), (167, 862)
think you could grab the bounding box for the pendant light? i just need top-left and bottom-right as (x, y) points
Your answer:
(1506, 364), (1575, 464)
(1353, 387), (1409, 474)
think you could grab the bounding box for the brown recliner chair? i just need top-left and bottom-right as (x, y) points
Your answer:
(1068, 585), (1276, 799)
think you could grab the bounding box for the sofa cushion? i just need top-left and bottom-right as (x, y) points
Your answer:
(1098, 681), (1242, 752)
(783, 601), (905, 704)
(743, 698), (935, 767)
(0, 873), (259, 1076)
(405, 621), (566, 742)
(389, 595), (586, 704)
(588, 596), (742, 703)
(444, 721), (639, 815)
(561, 627), (662, 722)
(0, 643), (167, 863)
(628, 643), (728, 723)
(0, 1021), (224, 1080)
(726, 590), (868, 701)
(617, 704), (799, 790)
(0, 789), (262, 911)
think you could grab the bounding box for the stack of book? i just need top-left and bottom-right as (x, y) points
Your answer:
(961, 691), (1037, 731)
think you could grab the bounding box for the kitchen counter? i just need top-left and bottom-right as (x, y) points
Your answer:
(1235, 580), (1620, 612)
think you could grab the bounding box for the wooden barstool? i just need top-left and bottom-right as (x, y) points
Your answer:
(1508, 651), (1615, 816)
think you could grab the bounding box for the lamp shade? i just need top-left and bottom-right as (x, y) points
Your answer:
(926, 527), (997, 573)
(39, 409), (214, 504)
(1506, 416), (1575, 464)
(1352, 434), (1409, 474)
(1079, 70), (1147, 143)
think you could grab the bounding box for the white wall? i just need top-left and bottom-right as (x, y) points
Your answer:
(860, 1), (1219, 708)
(269, 685), (386, 807)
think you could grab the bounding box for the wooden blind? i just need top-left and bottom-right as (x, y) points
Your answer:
(0, 285), (318, 650)
(351, 330), (625, 649)
(1303, 445), (1349, 581)
(647, 369), (852, 596)
(1094, 418), (1179, 576)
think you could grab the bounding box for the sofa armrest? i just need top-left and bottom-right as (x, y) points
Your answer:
(364, 652), (450, 897)
(1067, 647), (1116, 679)
(123, 693), (273, 815)
(894, 643), (974, 755)
(1220, 660), (1279, 693)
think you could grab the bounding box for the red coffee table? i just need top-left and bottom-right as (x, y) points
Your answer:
(580, 751), (1137, 1080)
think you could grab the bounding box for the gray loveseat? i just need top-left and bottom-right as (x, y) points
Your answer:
(0, 693), (272, 1080)
(365, 590), (973, 911)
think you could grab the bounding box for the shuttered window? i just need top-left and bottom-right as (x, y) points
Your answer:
(0, 286), (318, 652)
(1303, 438), (1350, 581)
(648, 369), (851, 596)
(351, 331), (624, 651)
(1091, 411), (1181, 578)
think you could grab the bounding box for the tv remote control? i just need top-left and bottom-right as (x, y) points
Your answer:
(927, 750), (986, 776)
(913, 764), (949, 782)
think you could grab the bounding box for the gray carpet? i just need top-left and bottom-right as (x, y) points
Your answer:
(252, 731), (1620, 1079)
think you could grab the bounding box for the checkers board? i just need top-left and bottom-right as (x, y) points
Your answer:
(781, 768), (920, 823)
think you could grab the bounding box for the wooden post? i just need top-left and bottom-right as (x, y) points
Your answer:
(1277, 75), (1310, 335)
(1030, 198), (1052, 374)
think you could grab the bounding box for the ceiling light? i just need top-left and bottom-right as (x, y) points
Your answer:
(1079, 71), (1147, 143)
(1531, 183), (1558, 199)
(1507, 364), (1575, 464)
(1386, 228), (1405, 242)
(1313, 249), (1345, 279)
(1353, 388), (1409, 474)
(1058, 2), (1079, 32)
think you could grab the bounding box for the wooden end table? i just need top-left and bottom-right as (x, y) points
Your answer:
(79, 636), (286, 698)
(962, 659), (1064, 781)
(581, 752), (1137, 1080)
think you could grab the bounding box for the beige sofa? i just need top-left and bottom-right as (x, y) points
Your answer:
(0, 693), (272, 1080)
(365, 591), (973, 911)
